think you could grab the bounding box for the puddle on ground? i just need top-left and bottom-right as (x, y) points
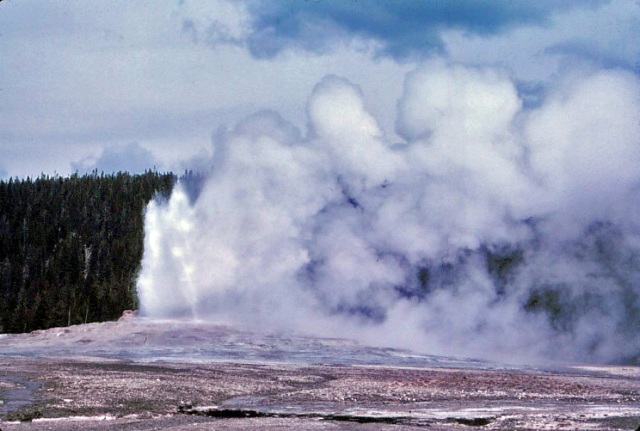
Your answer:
(0, 375), (41, 414)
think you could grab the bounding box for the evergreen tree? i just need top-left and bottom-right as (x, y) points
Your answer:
(0, 171), (176, 333)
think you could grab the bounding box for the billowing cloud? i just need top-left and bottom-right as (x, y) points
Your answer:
(138, 61), (640, 364)
(3, 0), (639, 365)
(1, 0), (637, 178)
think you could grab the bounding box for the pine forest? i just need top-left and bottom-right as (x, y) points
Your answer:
(0, 171), (176, 333)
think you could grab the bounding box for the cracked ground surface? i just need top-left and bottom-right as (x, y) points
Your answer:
(1, 319), (639, 430)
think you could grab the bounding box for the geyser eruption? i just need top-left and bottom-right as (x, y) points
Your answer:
(138, 59), (640, 364)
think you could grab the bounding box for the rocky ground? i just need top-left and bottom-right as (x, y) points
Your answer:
(1, 319), (639, 430)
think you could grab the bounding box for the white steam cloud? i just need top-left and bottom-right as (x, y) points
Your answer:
(138, 59), (640, 364)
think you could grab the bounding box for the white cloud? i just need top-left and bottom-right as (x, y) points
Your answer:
(72, 142), (158, 174)
(138, 60), (640, 364)
(2, 0), (640, 363)
(3, 1), (635, 178)
(524, 68), (640, 232)
(443, 0), (640, 82)
(0, 0), (410, 178)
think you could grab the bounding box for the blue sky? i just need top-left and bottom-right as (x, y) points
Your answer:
(0, 0), (638, 178)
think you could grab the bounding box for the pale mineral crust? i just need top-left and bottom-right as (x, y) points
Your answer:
(1, 319), (639, 430)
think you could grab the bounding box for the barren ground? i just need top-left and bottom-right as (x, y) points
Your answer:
(1, 318), (639, 430)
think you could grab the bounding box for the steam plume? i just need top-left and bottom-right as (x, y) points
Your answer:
(138, 60), (640, 364)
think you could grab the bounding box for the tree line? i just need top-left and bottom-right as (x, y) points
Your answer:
(0, 171), (176, 333)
